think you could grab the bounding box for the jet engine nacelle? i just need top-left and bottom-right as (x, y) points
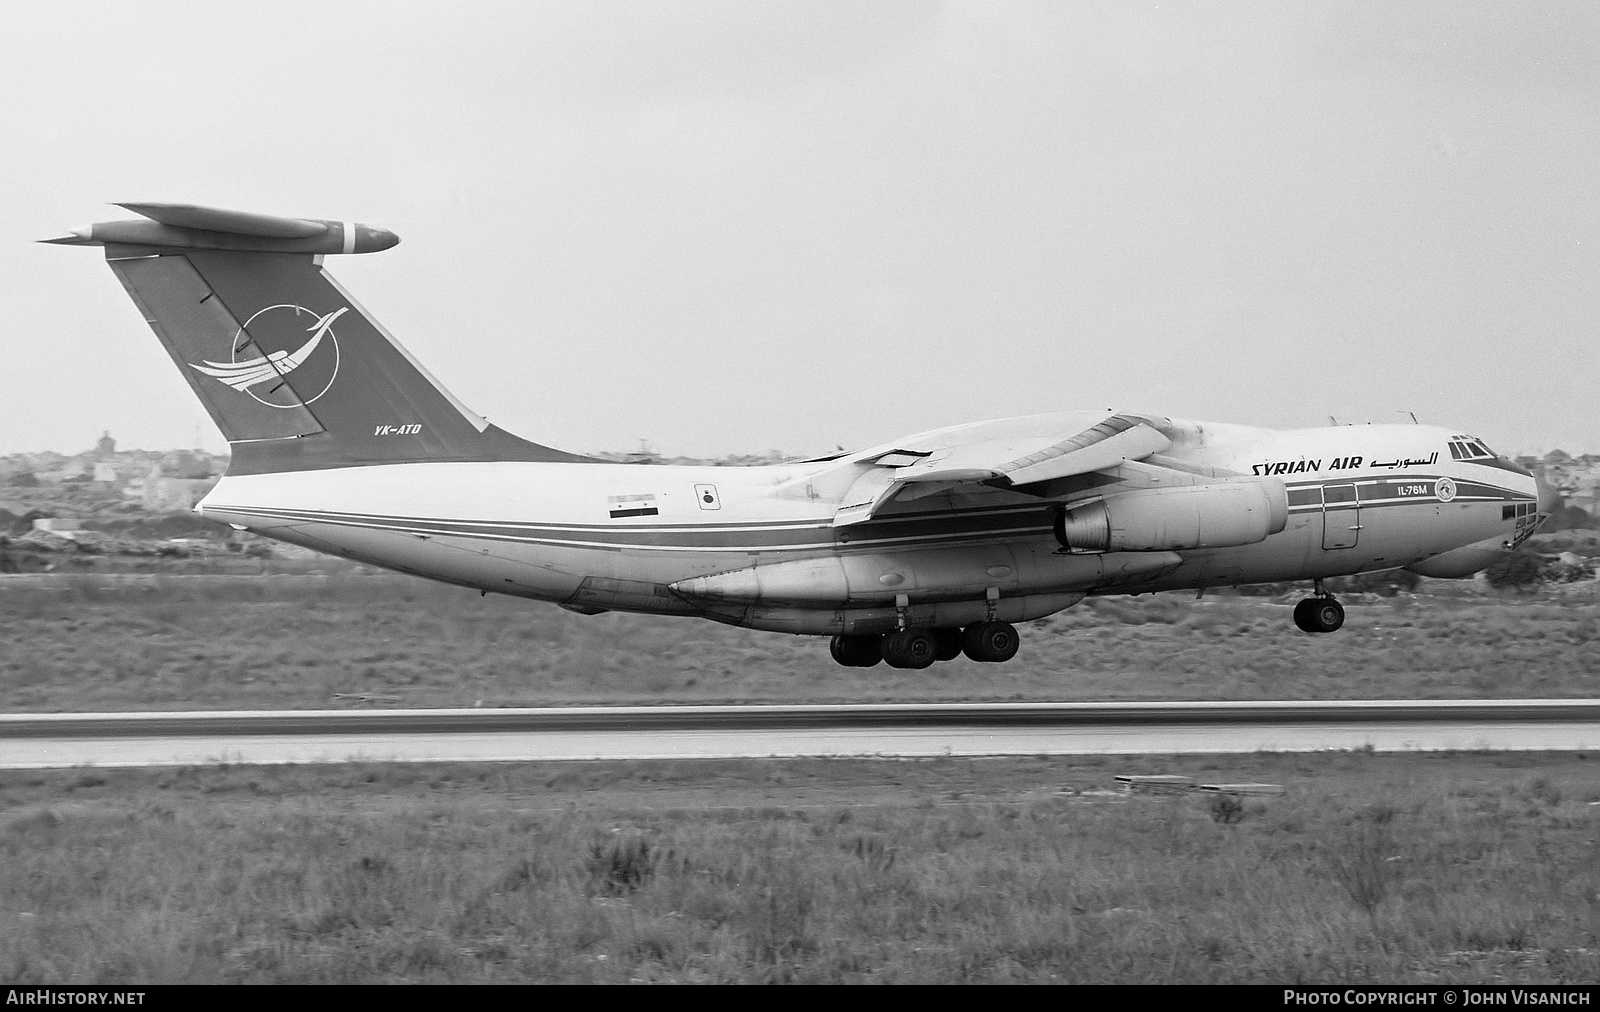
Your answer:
(1054, 477), (1288, 552)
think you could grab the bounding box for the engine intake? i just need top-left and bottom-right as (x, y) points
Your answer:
(1054, 478), (1288, 552)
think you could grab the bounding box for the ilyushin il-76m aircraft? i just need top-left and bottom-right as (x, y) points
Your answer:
(46, 203), (1557, 669)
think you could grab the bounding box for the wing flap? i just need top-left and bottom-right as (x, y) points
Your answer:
(827, 412), (1175, 526)
(999, 420), (1172, 485)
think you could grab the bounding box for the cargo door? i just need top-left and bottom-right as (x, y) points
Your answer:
(1321, 483), (1360, 550)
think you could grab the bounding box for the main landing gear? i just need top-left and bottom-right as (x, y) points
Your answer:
(1293, 581), (1345, 634)
(829, 621), (1020, 669)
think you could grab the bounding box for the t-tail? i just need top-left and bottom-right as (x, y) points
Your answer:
(43, 202), (592, 475)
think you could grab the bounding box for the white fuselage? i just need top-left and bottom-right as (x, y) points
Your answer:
(199, 416), (1538, 635)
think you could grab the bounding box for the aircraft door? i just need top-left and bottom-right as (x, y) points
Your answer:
(1322, 484), (1360, 550)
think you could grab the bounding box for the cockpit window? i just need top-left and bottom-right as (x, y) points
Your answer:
(1450, 436), (1497, 461)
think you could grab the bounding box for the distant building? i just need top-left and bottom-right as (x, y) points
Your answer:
(137, 463), (217, 511)
(93, 431), (116, 459)
(15, 452), (66, 473)
(158, 449), (219, 480)
(1568, 480), (1600, 518)
(40, 458), (92, 482)
(1540, 452), (1600, 518)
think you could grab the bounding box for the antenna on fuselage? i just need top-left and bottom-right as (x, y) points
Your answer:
(1398, 410), (1420, 424)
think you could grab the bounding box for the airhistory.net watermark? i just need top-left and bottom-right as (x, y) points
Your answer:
(5, 993), (145, 1006)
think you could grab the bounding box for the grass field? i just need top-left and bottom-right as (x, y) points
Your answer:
(2, 751), (1598, 983)
(1, 571), (1596, 711)
(5, 561), (1598, 984)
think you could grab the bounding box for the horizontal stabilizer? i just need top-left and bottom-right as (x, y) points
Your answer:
(41, 202), (398, 256)
(118, 202), (330, 239)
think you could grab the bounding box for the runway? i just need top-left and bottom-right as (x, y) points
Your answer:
(4, 700), (1599, 768)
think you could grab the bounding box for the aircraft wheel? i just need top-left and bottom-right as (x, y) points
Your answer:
(1293, 597), (1344, 633)
(1307, 597), (1345, 633)
(932, 628), (964, 662)
(829, 634), (883, 667)
(961, 621), (1020, 663)
(882, 629), (938, 669)
(1292, 598), (1318, 632)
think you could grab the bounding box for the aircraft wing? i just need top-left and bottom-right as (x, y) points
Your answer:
(812, 411), (1175, 526)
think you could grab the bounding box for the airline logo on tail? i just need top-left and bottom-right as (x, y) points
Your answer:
(190, 305), (346, 408)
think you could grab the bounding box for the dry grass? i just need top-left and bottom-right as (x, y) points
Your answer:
(1, 572), (1597, 711)
(2, 752), (1598, 983)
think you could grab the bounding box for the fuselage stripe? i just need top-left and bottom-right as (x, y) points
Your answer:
(206, 474), (1530, 554)
(206, 504), (1057, 552)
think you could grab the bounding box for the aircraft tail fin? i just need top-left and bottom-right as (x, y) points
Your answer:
(45, 203), (592, 475)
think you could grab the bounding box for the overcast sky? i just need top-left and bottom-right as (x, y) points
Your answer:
(3, 1), (1596, 459)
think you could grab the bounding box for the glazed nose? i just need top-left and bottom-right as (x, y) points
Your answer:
(1536, 474), (1560, 515)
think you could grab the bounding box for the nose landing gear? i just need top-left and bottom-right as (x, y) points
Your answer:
(1293, 581), (1345, 633)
